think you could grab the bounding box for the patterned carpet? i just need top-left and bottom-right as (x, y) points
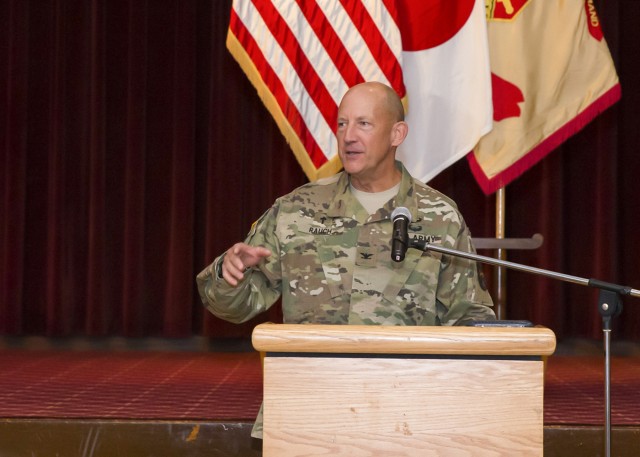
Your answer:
(0, 349), (638, 425)
(0, 351), (263, 420)
(544, 355), (640, 425)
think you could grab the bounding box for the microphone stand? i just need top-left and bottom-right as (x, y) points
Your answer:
(411, 240), (640, 457)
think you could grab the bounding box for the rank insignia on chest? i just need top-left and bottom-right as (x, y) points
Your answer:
(356, 247), (377, 266)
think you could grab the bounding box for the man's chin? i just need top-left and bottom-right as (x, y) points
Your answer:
(340, 159), (365, 175)
(342, 165), (363, 177)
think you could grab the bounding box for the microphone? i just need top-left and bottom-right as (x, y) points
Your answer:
(390, 207), (411, 262)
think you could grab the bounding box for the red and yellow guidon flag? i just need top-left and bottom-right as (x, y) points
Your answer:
(468, 0), (621, 194)
(227, 0), (493, 183)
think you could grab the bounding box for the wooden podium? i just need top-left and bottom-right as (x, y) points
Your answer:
(252, 323), (556, 457)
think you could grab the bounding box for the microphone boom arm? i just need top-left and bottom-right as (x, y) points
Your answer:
(411, 240), (640, 298)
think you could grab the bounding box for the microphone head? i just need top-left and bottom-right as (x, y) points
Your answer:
(391, 206), (411, 223)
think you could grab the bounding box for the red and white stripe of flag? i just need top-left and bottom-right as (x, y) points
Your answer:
(227, 0), (405, 181)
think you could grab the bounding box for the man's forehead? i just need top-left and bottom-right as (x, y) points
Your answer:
(337, 109), (374, 119)
(338, 93), (383, 118)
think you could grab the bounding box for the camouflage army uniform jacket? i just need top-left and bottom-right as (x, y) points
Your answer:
(197, 161), (495, 326)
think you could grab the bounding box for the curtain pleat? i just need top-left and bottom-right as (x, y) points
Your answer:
(1, 0), (639, 340)
(0, 0), (29, 334)
(119, 0), (148, 335)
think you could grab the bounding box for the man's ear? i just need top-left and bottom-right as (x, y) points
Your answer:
(391, 121), (409, 147)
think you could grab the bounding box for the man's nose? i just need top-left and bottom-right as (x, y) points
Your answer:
(342, 123), (356, 143)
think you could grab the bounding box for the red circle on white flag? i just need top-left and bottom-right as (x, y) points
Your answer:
(396, 0), (475, 51)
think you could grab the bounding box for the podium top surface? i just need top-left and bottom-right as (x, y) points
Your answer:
(252, 323), (556, 356)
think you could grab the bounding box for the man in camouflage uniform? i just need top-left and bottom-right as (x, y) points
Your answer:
(197, 81), (495, 438)
(197, 81), (494, 326)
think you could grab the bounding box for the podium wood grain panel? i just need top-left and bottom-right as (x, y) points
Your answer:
(263, 356), (544, 456)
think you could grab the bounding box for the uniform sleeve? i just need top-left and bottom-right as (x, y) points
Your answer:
(436, 215), (496, 326)
(196, 203), (283, 324)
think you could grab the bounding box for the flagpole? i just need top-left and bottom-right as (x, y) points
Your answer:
(495, 186), (506, 320)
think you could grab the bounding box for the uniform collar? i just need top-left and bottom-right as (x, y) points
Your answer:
(326, 161), (420, 223)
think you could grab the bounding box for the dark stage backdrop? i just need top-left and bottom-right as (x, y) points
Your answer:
(1, 0), (639, 340)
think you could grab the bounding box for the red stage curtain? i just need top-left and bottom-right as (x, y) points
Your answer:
(1, 0), (639, 340)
